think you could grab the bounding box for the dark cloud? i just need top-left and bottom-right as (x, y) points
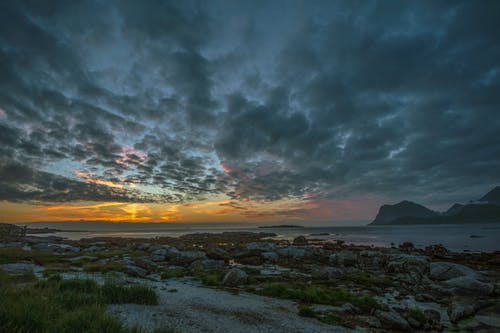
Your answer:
(0, 0), (499, 208)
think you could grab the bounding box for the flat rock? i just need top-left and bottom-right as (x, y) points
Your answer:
(443, 276), (494, 295)
(375, 309), (410, 330)
(429, 262), (477, 281)
(0, 262), (44, 274)
(222, 268), (248, 287)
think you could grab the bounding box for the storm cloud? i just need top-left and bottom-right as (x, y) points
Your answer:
(1, 0), (499, 209)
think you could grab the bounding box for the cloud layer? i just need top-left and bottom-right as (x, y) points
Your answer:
(1, 0), (499, 214)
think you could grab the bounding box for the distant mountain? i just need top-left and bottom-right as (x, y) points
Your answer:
(371, 200), (438, 225)
(479, 186), (500, 204)
(444, 203), (464, 216)
(370, 187), (500, 225)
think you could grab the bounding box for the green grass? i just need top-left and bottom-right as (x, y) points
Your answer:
(407, 308), (426, 323)
(260, 283), (379, 311)
(193, 270), (226, 286)
(0, 271), (161, 333)
(0, 247), (65, 265)
(298, 305), (316, 317)
(344, 274), (393, 288)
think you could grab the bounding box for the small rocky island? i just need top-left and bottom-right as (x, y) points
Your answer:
(1, 223), (499, 332)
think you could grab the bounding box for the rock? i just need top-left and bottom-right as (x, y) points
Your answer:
(85, 245), (103, 253)
(448, 302), (476, 323)
(329, 250), (358, 267)
(292, 236), (308, 245)
(136, 243), (151, 251)
(358, 250), (387, 268)
(134, 257), (156, 271)
(170, 250), (206, 265)
(444, 276), (494, 295)
(276, 246), (308, 259)
(150, 248), (167, 262)
(123, 265), (148, 278)
(424, 309), (441, 326)
(310, 304), (342, 315)
(357, 316), (382, 328)
(407, 317), (422, 328)
(0, 262), (43, 274)
(261, 251), (279, 262)
(245, 242), (277, 252)
(31, 242), (80, 253)
(375, 310), (410, 330)
(429, 262), (477, 280)
(206, 247), (229, 260)
(189, 259), (225, 271)
(222, 268), (248, 287)
(311, 266), (343, 280)
(341, 303), (359, 314)
(386, 254), (430, 275)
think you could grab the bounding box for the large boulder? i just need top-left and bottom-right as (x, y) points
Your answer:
(276, 246), (308, 259)
(222, 268), (248, 287)
(386, 254), (430, 275)
(375, 310), (410, 331)
(358, 250), (387, 268)
(123, 264), (148, 278)
(292, 236), (308, 245)
(150, 248), (167, 262)
(206, 247), (229, 260)
(170, 250), (206, 265)
(189, 259), (225, 271)
(329, 250), (358, 267)
(429, 262), (477, 280)
(443, 276), (494, 296)
(448, 302), (477, 323)
(261, 251), (279, 262)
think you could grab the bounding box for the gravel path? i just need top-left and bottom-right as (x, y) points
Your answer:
(107, 277), (356, 333)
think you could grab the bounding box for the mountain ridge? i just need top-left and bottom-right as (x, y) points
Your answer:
(370, 186), (500, 225)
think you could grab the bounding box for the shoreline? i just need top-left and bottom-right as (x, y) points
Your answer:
(1, 231), (500, 332)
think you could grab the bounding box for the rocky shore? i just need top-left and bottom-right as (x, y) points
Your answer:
(1, 230), (500, 332)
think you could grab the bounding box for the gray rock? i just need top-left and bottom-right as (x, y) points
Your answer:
(170, 250), (206, 265)
(357, 315), (382, 328)
(189, 259), (225, 271)
(329, 250), (358, 267)
(448, 302), (476, 323)
(151, 248), (167, 262)
(85, 245), (103, 252)
(123, 265), (148, 277)
(292, 236), (308, 245)
(134, 257), (157, 271)
(277, 246), (308, 258)
(375, 310), (410, 330)
(206, 247), (229, 260)
(137, 243), (151, 251)
(261, 251), (279, 262)
(222, 268), (248, 286)
(311, 266), (343, 280)
(429, 262), (477, 280)
(359, 250), (387, 268)
(0, 262), (43, 274)
(386, 254), (429, 275)
(245, 242), (277, 252)
(444, 276), (494, 295)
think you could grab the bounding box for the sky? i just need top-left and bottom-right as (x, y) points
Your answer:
(1, 0), (499, 224)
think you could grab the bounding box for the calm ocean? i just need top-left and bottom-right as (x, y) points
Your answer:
(17, 222), (500, 253)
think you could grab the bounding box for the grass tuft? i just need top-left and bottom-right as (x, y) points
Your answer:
(260, 282), (379, 311)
